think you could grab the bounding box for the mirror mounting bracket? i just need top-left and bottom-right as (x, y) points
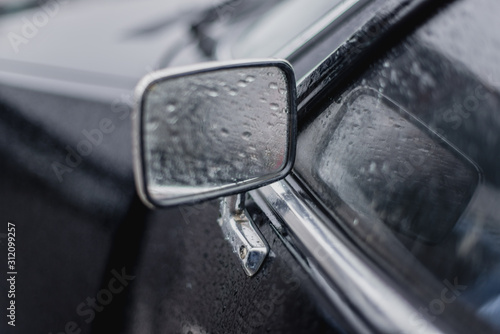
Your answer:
(219, 193), (269, 276)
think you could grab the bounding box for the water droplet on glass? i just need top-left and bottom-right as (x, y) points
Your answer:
(147, 117), (161, 131)
(245, 75), (255, 83)
(270, 103), (279, 110)
(242, 131), (251, 139)
(237, 81), (247, 88)
(221, 128), (229, 136)
(278, 88), (286, 95)
(167, 116), (179, 125)
(166, 103), (176, 112)
(259, 97), (266, 103)
(269, 82), (278, 89)
(207, 90), (219, 97)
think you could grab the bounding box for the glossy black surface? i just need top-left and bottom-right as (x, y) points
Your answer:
(2, 0), (499, 333)
(0, 1), (344, 333)
(295, 0), (500, 331)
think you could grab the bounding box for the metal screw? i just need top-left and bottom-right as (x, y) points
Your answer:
(239, 245), (248, 259)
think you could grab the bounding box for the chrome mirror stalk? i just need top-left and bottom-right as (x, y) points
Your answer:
(219, 193), (269, 276)
(133, 59), (296, 276)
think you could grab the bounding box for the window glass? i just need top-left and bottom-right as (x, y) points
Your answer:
(232, 0), (344, 58)
(294, 0), (500, 330)
(308, 88), (479, 244)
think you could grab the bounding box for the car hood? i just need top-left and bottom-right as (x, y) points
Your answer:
(0, 0), (214, 215)
(0, 0), (212, 98)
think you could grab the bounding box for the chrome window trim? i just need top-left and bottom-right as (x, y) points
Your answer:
(215, 0), (370, 65)
(250, 178), (445, 334)
(272, 0), (370, 61)
(225, 0), (461, 331)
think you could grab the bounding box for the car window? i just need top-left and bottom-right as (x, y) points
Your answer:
(232, 0), (345, 59)
(304, 88), (479, 243)
(294, 0), (500, 331)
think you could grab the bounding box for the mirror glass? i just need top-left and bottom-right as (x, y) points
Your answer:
(135, 60), (296, 207)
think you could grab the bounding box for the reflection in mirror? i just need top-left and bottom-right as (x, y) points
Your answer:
(299, 88), (480, 243)
(134, 60), (296, 207)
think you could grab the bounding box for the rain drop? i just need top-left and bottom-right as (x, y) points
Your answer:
(269, 82), (278, 89)
(166, 103), (176, 112)
(166, 116), (179, 125)
(270, 103), (279, 110)
(207, 90), (219, 97)
(147, 117), (161, 131)
(237, 81), (247, 88)
(228, 88), (238, 96)
(221, 128), (229, 136)
(245, 75), (255, 83)
(242, 131), (251, 139)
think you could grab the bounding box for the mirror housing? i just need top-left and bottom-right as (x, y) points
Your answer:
(133, 59), (297, 208)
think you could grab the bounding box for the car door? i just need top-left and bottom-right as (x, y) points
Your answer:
(250, 0), (500, 332)
(3, 0), (499, 333)
(108, 0), (500, 333)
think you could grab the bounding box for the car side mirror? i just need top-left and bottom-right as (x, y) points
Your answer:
(133, 59), (297, 208)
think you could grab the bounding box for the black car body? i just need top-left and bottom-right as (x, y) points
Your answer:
(1, 0), (500, 333)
